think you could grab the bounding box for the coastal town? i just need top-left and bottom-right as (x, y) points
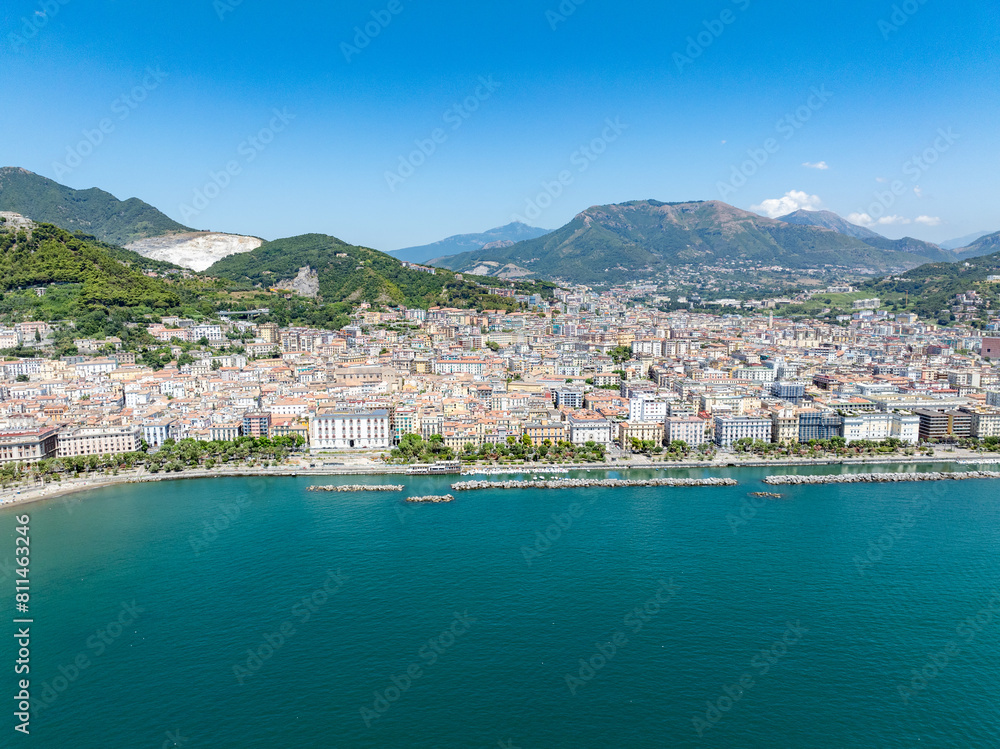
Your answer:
(0, 281), (999, 479)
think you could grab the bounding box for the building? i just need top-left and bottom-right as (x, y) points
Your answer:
(142, 420), (177, 448)
(771, 409), (799, 444)
(242, 411), (272, 438)
(210, 424), (242, 442)
(57, 426), (141, 457)
(988, 391), (1000, 408)
(798, 409), (843, 442)
(618, 421), (664, 449)
(840, 412), (894, 443)
(890, 412), (921, 444)
(664, 416), (708, 447)
(566, 414), (613, 446)
(310, 409), (390, 450)
(714, 415), (772, 448)
(0, 427), (58, 464)
(553, 388), (585, 410)
(628, 395), (667, 423)
(914, 409), (973, 442)
(962, 408), (1000, 439)
(983, 338), (1000, 360)
(522, 421), (566, 446)
(771, 381), (806, 404)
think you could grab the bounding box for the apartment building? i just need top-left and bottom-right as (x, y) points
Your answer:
(57, 426), (141, 457)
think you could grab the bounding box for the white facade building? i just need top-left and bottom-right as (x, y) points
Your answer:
(310, 409), (390, 450)
(713, 416), (772, 448)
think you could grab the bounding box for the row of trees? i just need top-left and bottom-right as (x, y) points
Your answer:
(460, 435), (606, 464)
(2, 435), (306, 488)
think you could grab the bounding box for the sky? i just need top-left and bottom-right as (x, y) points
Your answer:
(1, 0), (999, 250)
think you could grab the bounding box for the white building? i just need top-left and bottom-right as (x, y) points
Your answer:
(664, 416), (708, 446)
(310, 409), (390, 450)
(142, 419), (177, 448)
(890, 412), (920, 444)
(566, 415), (613, 447)
(713, 415), (772, 448)
(629, 395), (668, 423)
(58, 426), (141, 457)
(190, 324), (225, 343)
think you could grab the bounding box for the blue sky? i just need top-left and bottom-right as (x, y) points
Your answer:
(1, 0), (998, 249)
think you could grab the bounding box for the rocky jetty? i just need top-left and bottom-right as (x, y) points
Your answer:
(307, 484), (404, 492)
(450, 477), (737, 492)
(750, 492), (784, 498)
(405, 494), (455, 503)
(763, 471), (1000, 486)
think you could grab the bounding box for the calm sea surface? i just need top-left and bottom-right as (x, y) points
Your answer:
(3, 463), (999, 748)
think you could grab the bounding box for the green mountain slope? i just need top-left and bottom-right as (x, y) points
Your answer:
(204, 233), (552, 310)
(864, 250), (1000, 319)
(956, 231), (1000, 260)
(0, 167), (192, 246)
(0, 218), (181, 309)
(778, 209), (952, 261)
(433, 200), (943, 284)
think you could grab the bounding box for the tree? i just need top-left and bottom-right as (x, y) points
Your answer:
(610, 345), (633, 364)
(15, 374), (28, 382)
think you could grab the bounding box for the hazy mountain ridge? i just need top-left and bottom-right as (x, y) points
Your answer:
(390, 221), (549, 264)
(432, 200), (946, 284)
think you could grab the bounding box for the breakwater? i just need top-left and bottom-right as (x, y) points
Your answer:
(306, 484), (404, 492)
(763, 470), (1000, 486)
(405, 494), (456, 503)
(450, 477), (737, 492)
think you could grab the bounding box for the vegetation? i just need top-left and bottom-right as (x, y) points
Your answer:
(205, 233), (555, 311)
(0, 167), (192, 245)
(459, 435), (606, 464)
(387, 434), (456, 464)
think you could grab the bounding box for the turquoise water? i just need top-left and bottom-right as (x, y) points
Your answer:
(3, 464), (1000, 748)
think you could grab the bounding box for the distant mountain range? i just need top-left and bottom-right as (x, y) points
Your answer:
(390, 222), (549, 264)
(940, 231), (994, 251)
(0, 168), (262, 270)
(431, 200), (955, 284)
(776, 209), (952, 262)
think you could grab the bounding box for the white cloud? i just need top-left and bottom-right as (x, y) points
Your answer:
(914, 186), (924, 198)
(750, 190), (823, 218)
(915, 215), (941, 226)
(802, 161), (829, 170)
(875, 177), (888, 183)
(848, 213), (912, 227)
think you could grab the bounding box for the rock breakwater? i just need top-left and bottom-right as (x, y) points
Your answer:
(450, 477), (737, 492)
(307, 484), (404, 492)
(763, 471), (1000, 486)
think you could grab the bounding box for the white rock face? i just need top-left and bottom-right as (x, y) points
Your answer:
(125, 232), (264, 271)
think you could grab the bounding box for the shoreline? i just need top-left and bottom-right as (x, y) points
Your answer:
(0, 451), (995, 511)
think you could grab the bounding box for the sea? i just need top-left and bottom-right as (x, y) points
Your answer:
(3, 463), (999, 748)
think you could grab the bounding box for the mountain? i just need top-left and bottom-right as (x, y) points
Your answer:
(777, 209), (885, 241)
(0, 213), (181, 309)
(432, 200), (948, 285)
(941, 231), (994, 251)
(955, 231), (1000, 260)
(865, 247), (1000, 320)
(0, 167), (191, 245)
(0, 167), (262, 270)
(205, 233), (552, 311)
(391, 222), (549, 264)
(777, 209), (952, 261)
